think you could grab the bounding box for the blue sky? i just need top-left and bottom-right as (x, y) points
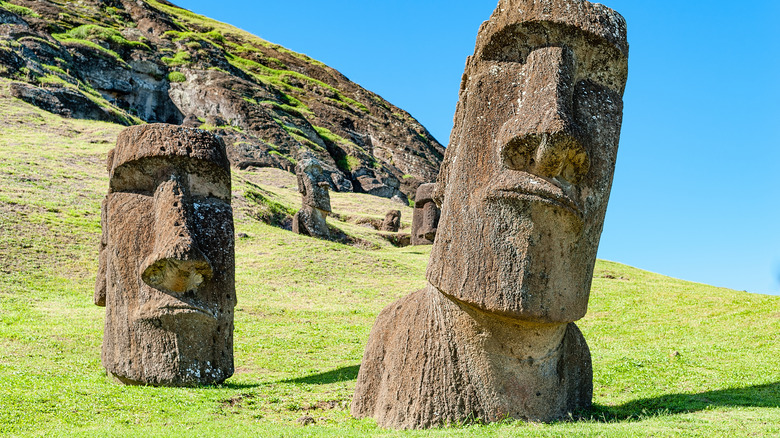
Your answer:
(175, 0), (780, 295)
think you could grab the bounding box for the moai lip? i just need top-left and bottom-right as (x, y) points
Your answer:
(95, 124), (236, 387)
(352, 0), (628, 428)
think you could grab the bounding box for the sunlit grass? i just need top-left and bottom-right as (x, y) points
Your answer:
(0, 91), (778, 437)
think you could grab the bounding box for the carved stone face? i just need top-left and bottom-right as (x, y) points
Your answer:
(95, 125), (235, 386)
(381, 209), (402, 233)
(427, 0), (628, 323)
(411, 183), (440, 245)
(297, 157), (331, 213)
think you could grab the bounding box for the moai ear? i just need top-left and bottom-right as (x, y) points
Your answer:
(106, 148), (115, 174)
(432, 159), (449, 208)
(94, 197), (108, 307)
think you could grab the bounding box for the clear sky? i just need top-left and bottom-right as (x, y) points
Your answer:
(174, 0), (780, 295)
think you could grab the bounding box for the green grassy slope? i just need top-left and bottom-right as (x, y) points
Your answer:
(0, 86), (778, 437)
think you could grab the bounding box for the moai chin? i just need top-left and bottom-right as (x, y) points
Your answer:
(352, 0), (628, 428)
(410, 183), (440, 245)
(95, 124), (236, 387)
(380, 210), (402, 232)
(292, 156), (331, 239)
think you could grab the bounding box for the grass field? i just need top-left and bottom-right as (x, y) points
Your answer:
(1, 83), (779, 437)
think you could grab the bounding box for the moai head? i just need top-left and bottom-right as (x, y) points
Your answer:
(381, 210), (402, 232)
(412, 183), (440, 245)
(95, 124), (235, 386)
(296, 155), (331, 213)
(427, 0), (628, 323)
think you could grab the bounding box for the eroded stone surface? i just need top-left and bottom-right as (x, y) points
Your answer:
(95, 124), (235, 387)
(292, 155), (331, 239)
(410, 183), (439, 245)
(380, 210), (401, 232)
(352, 0), (628, 428)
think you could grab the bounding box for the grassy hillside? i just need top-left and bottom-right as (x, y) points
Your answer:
(0, 0), (444, 201)
(0, 85), (779, 437)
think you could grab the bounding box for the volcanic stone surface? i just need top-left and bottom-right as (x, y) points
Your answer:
(352, 0), (629, 428)
(292, 155), (331, 239)
(410, 183), (439, 245)
(95, 124), (236, 386)
(380, 209), (401, 232)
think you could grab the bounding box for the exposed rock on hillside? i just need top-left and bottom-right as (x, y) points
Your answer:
(0, 0), (444, 202)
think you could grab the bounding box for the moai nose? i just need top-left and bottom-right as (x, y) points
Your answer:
(497, 46), (589, 183)
(141, 175), (214, 294)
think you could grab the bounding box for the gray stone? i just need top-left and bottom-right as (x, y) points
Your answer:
(330, 171), (354, 192)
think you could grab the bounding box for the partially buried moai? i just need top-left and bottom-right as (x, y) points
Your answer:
(95, 124), (236, 386)
(380, 210), (401, 232)
(292, 155), (331, 239)
(410, 183), (439, 245)
(352, 0), (628, 428)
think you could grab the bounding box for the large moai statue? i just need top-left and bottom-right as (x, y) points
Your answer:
(410, 183), (440, 245)
(95, 124), (236, 386)
(292, 155), (331, 239)
(352, 0), (628, 428)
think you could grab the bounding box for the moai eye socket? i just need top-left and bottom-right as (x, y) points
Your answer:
(187, 169), (231, 202)
(109, 162), (158, 195)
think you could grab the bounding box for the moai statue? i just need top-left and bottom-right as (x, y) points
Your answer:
(352, 0), (628, 428)
(380, 210), (401, 232)
(95, 124), (236, 386)
(292, 156), (331, 239)
(410, 183), (440, 245)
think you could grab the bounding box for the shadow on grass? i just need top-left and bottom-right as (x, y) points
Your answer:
(280, 365), (360, 385)
(221, 382), (263, 390)
(588, 382), (780, 421)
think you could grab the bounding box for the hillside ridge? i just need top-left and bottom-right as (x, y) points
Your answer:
(0, 0), (445, 203)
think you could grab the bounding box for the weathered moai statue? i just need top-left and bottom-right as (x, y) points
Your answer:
(352, 0), (628, 428)
(410, 183), (440, 245)
(292, 156), (331, 239)
(380, 210), (402, 232)
(95, 124), (236, 386)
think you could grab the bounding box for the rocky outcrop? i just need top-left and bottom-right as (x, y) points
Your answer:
(0, 0), (444, 200)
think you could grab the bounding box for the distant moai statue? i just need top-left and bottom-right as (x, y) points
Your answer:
(95, 124), (236, 386)
(352, 0), (628, 428)
(380, 210), (401, 232)
(292, 155), (332, 239)
(410, 183), (440, 245)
